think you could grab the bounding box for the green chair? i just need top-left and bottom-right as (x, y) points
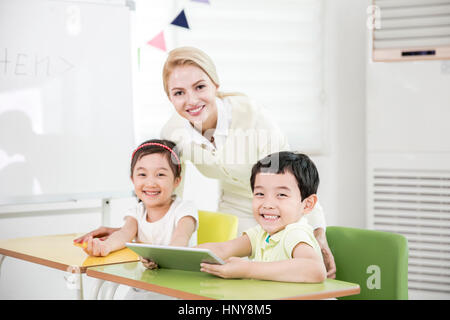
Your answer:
(197, 210), (238, 244)
(326, 226), (409, 300)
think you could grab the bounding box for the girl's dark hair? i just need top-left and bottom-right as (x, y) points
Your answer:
(130, 139), (182, 179)
(250, 151), (319, 201)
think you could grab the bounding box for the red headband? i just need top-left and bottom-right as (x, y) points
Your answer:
(131, 142), (181, 172)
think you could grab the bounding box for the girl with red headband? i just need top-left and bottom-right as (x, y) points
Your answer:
(77, 139), (198, 263)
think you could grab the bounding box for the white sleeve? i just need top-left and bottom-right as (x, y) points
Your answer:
(304, 201), (327, 230)
(174, 200), (199, 231)
(122, 202), (141, 222)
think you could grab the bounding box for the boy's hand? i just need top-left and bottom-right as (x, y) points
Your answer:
(83, 236), (112, 257)
(139, 256), (158, 270)
(200, 257), (249, 279)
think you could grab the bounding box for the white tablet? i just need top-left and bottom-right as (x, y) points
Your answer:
(125, 243), (225, 272)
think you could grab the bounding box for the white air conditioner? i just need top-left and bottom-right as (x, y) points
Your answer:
(366, 1), (450, 297)
(371, 0), (450, 61)
(367, 154), (450, 297)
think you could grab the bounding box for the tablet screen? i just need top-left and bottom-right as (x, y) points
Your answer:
(125, 243), (225, 272)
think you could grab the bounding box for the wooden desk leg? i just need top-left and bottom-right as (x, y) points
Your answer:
(64, 266), (84, 300)
(90, 279), (105, 300)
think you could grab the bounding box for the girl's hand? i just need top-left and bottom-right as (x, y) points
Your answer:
(139, 256), (158, 270)
(200, 257), (250, 279)
(83, 236), (112, 257)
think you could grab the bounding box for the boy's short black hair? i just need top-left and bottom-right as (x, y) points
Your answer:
(250, 151), (319, 200)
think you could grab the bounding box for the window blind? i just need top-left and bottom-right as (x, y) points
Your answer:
(133, 0), (325, 153)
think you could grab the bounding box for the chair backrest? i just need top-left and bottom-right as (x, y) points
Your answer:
(326, 226), (409, 300)
(197, 210), (239, 244)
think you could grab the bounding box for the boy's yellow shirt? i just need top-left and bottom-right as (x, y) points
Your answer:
(244, 217), (321, 262)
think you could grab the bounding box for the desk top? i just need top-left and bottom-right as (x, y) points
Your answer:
(87, 262), (360, 300)
(0, 233), (139, 272)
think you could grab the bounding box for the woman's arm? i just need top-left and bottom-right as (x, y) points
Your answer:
(303, 201), (336, 279)
(197, 234), (252, 261)
(74, 226), (120, 243)
(170, 216), (197, 247)
(84, 217), (138, 256)
(201, 242), (327, 283)
(313, 227), (336, 279)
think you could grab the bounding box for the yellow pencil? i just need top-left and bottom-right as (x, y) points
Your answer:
(73, 242), (87, 249)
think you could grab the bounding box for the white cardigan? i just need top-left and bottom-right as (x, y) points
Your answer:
(161, 94), (326, 230)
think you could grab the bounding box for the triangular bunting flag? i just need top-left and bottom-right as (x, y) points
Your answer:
(147, 31), (166, 52)
(191, 0), (210, 4)
(171, 9), (190, 29)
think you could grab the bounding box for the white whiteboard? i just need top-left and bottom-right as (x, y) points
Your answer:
(0, 0), (135, 204)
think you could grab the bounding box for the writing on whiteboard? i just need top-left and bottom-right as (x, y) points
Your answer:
(0, 48), (74, 77)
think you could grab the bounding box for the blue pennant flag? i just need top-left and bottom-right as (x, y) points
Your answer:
(171, 9), (190, 29)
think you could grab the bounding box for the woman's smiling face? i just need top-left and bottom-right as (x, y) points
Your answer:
(167, 64), (218, 133)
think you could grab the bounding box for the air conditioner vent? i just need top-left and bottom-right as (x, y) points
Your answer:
(372, 0), (450, 61)
(371, 168), (450, 294)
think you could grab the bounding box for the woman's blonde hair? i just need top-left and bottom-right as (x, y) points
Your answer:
(162, 46), (243, 99)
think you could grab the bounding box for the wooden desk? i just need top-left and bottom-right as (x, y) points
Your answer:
(0, 233), (139, 299)
(87, 261), (360, 300)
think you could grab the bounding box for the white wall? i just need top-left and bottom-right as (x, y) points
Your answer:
(315, 0), (367, 228)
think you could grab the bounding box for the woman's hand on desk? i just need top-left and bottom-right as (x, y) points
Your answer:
(74, 226), (120, 243)
(83, 236), (112, 257)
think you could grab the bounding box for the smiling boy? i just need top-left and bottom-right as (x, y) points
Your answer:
(198, 151), (327, 283)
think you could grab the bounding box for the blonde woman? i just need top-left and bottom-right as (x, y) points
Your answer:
(76, 47), (336, 278)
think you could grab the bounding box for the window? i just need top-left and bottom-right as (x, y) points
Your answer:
(132, 0), (325, 153)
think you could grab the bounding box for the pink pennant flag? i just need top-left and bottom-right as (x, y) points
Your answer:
(147, 31), (166, 52)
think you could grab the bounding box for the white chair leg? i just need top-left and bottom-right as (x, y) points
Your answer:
(104, 282), (120, 300)
(98, 281), (119, 300)
(0, 255), (5, 279)
(90, 279), (105, 300)
(76, 274), (84, 300)
(99, 281), (108, 300)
